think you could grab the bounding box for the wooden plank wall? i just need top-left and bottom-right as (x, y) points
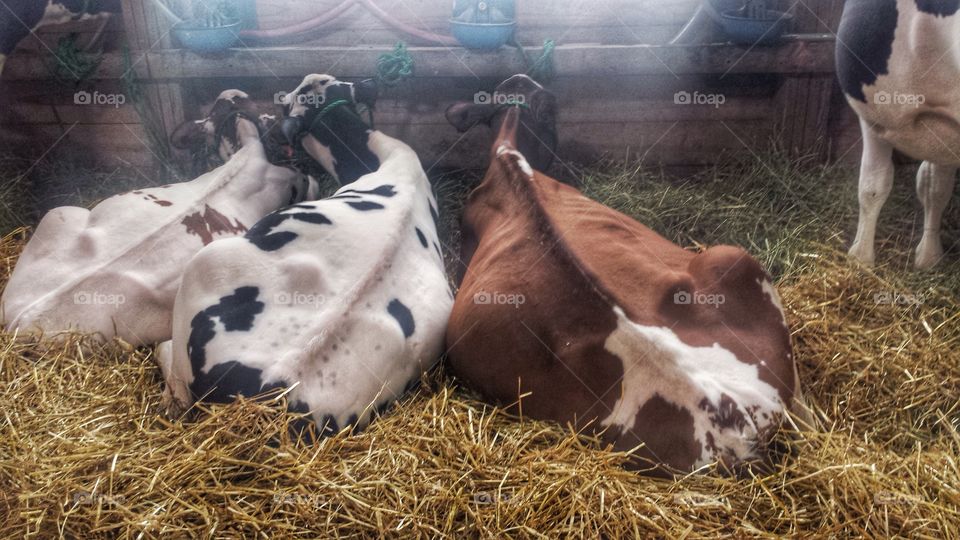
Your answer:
(773, 0), (849, 161)
(0, 15), (152, 168)
(0, 0), (859, 172)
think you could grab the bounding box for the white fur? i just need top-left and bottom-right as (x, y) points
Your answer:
(601, 306), (785, 468)
(2, 136), (310, 345)
(162, 131), (452, 430)
(497, 145), (534, 177)
(759, 278), (788, 329)
(302, 137), (339, 182)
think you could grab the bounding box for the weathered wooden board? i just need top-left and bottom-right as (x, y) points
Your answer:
(51, 39), (832, 81)
(0, 0), (858, 172)
(13, 17), (125, 54)
(0, 123), (155, 168)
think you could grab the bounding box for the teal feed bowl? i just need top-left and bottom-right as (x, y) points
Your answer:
(719, 10), (793, 45)
(173, 20), (241, 53)
(450, 20), (517, 50)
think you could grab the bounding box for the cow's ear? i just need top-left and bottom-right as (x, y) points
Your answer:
(170, 119), (207, 150)
(207, 98), (234, 124)
(355, 78), (379, 109)
(446, 101), (495, 132)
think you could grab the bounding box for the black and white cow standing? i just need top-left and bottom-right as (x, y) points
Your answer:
(0, 0), (122, 77)
(2, 90), (318, 345)
(158, 75), (452, 437)
(838, 0), (960, 269)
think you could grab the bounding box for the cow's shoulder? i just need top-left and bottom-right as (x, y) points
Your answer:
(513, 164), (695, 316)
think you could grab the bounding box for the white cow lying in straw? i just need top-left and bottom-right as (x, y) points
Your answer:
(158, 75), (453, 438)
(2, 90), (317, 344)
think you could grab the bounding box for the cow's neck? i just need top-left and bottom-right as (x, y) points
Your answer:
(474, 106), (539, 207)
(218, 117), (262, 161)
(303, 106), (421, 186)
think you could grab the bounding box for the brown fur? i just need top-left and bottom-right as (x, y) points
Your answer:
(447, 104), (797, 475)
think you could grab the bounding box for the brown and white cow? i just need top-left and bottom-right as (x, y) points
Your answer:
(2, 89), (317, 345)
(444, 75), (807, 476)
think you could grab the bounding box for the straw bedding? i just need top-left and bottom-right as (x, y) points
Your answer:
(0, 157), (957, 538)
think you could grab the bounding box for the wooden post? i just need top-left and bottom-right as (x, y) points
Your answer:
(119, 0), (184, 139)
(775, 0), (843, 160)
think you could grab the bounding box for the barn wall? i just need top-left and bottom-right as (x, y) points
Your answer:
(251, 0), (699, 45)
(0, 0), (859, 175)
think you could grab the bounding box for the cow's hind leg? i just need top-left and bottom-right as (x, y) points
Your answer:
(156, 340), (191, 418)
(914, 161), (957, 270)
(849, 119), (895, 266)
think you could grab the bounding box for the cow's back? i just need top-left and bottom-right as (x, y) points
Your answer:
(448, 149), (796, 473)
(168, 141), (452, 433)
(2, 145), (300, 344)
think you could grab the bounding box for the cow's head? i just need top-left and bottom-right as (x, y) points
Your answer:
(279, 74), (380, 185)
(170, 89), (266, 164)
(445, 74), (558, 171)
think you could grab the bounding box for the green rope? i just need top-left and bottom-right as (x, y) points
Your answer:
(47, 34), (102, 84)
(309, 98), (354, 131)
(376, 42), (414, 88)
(511, 39), (556, 83)
(528, 39), (556, 83)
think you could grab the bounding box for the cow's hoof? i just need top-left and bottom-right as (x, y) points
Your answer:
(847, 243), (876, 267)
(161, 386), (188, 419)
(914, 242), (944, 270)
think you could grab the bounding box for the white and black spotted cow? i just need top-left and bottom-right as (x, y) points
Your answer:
(2, 89), (317, 345)
(158, 75), (452, 438)
(838, 0), (960, 269)
(0, 0), (121, 77)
